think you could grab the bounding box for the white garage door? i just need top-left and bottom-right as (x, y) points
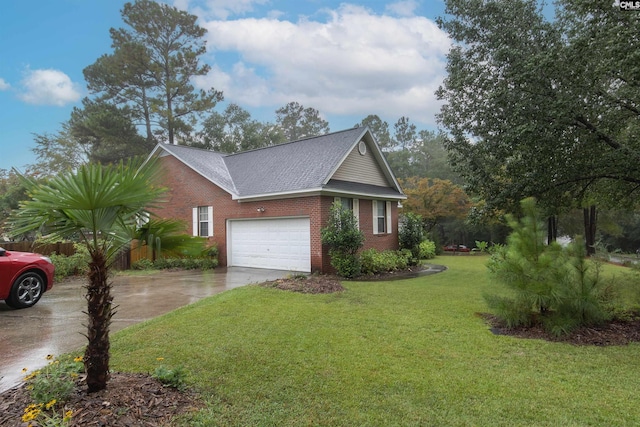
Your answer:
(228, 217), (311, 272)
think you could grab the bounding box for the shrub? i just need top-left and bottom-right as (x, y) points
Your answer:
(360, 248), (412, 275)
(399, 213), (424, 265)
(132, 258), (154, 270)
(485, 198), (616, 336)
(321, 202), (364, 278)
(419, 240), (436, 260)
(328, 250), (361, 278)
(153, 257), (218, 270)
(49, 244), (90, 280)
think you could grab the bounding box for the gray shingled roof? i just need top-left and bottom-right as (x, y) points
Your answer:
(152, 127), (405, 200)
(225, 127), (365, 197)
(157, 144), (236, 194)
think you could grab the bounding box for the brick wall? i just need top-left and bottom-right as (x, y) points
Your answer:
(153, 154), (399, 273)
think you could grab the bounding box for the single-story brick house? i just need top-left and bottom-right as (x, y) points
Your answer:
(147, 126), (406, 273)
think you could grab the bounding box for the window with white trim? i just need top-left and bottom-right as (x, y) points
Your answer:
(334, 197), (360, 228)
(192, 206), (213, 237)
(373, 200), (392, 234)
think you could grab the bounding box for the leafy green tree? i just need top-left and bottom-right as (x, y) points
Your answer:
(85, 0), (223, 145)
(398, 212), (424, 264)
(10, 158), (166, 392)
(29, 126), (89, 177)
(411, 130), (460, 183)
(275, 102), (330, 141)
(400, 177), (471, 234)
(197, 104), (285, 153)
(321, 201), (364, 278)
(0, 169), (32, 237)
(436, 0), (640, 253)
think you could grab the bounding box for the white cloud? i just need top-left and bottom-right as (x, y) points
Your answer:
(0, 78), (10, 91)
(18, 69), (82, 106)
(187, 0), (269, 20)
(385, 0), (420, 17)
(196, 3), (451, 126)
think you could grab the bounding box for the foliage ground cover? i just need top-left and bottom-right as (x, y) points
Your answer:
(104, 256), (640, 426)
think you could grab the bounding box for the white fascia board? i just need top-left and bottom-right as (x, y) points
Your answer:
(321, 127), (369, 185)
(233, 187), (324, 202)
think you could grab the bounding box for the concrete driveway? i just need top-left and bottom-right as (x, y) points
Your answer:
(0, 267), (290, 393)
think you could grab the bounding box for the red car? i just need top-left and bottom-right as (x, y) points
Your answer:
(0, 247), (55, 309)
(443, 244), (471, 252)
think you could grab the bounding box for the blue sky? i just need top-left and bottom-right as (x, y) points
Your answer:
(0, 0), (450, 171)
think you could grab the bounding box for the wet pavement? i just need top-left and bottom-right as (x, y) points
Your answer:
(0, 267), (290, 393)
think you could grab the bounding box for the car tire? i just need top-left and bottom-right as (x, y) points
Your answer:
(5, 272), (45, 309)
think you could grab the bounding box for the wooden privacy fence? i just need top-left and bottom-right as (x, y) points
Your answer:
(129, 239), (150, 264)
(0, 241), (76, 256)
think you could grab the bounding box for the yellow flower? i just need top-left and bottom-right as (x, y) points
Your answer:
(64, 410), (74, 421)
(45, 399), (57, 410)
(46, 354), (54, 360)
(156, 357), (165, 361)
(21, 367), (28, 373)
(74, 356), (84, 362)
(21, 405), (41, 422)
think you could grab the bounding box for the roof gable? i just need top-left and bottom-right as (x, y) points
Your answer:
(149, 127), (405, 200)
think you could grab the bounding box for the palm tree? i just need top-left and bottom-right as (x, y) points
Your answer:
(10, 158), (165, 392)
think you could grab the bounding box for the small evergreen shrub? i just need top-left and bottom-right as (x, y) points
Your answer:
(321, 202), (364, 278)
(418, 240), (436, 260)
(399, 213), (424, 265)
(485, 198), (617, 336)
(328, 250), (361, 278)
(132, 258), (154, 270)
(360, 248), (412, 275)
(49, 244), (90, 280)
(153, 257), (218, 270)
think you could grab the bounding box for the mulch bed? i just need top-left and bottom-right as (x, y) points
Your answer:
(480, 313), (640, 346)
(0, 373), (202, 426)
(259, 274), (345, 294)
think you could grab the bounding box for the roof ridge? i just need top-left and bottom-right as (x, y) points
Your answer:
(225, 126), (363, 157)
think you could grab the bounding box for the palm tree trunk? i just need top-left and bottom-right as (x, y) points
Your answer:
(84, 250), (113, 393)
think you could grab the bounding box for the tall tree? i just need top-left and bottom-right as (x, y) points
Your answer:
(84, 41), (157, 143)
(85, 0), (223, 145)
(29, 126), (89, 177)
(10, 158), (166, 393)
(197, 104), (284, 153)
(436, 0), (640, 253)
(393, 116), (417, 151)
(356, 115), (392, 149)
(69, 98), (154, 164)
(275, 102), (330, 141)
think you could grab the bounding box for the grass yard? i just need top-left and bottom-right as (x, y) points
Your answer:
(110, 256), (640, 426)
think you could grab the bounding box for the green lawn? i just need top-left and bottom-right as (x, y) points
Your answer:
(110, 256), (640, 426)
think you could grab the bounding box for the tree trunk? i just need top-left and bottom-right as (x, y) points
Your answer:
(142, 87), (153, 144)
(547, 215), (557, 245)
(583, 205), (597, 256)
(84, 250), (113, 393)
